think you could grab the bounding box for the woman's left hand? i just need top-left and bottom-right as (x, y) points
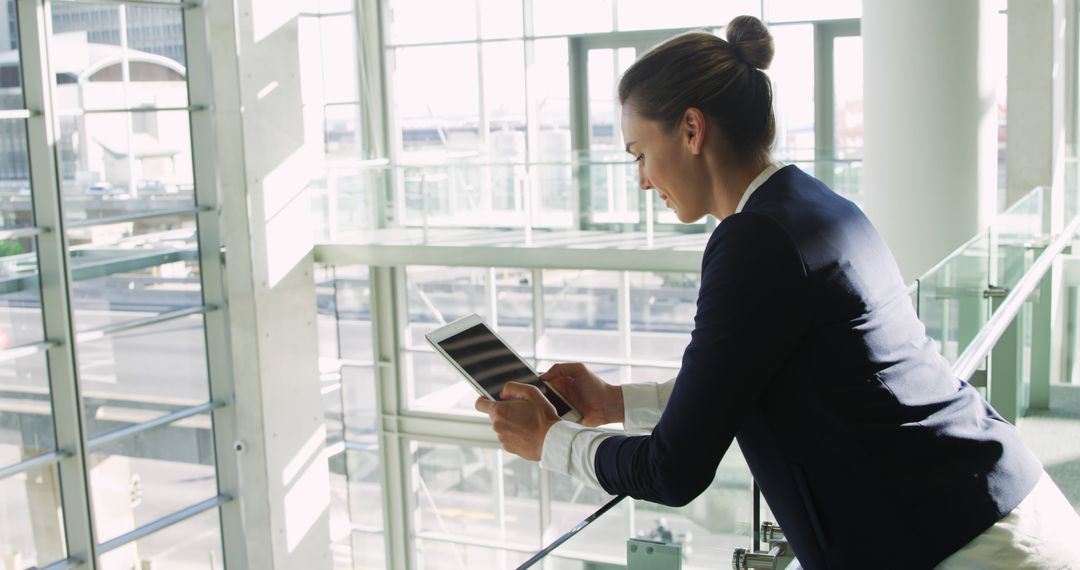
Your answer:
(475, 382), (560, 461)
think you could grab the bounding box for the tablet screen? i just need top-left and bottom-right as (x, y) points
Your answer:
(436, 323), (572, 416)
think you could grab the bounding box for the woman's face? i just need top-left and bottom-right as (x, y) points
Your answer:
(621, 105), (712, 223)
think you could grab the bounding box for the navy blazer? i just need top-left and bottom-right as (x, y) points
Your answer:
(594, 165), (1042, 569)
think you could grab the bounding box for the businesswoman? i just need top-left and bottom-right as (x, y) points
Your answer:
(475, 15), (1080, 569)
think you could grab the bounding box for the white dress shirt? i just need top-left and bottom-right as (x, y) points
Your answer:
(539, 162), (783, 488)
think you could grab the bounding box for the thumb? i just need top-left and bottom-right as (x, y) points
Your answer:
(500, 381), (542, 403)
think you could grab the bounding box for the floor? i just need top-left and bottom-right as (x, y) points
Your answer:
(1016, 383), (1080, 510)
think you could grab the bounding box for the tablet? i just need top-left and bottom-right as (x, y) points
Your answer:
(425, 314), (582, 422)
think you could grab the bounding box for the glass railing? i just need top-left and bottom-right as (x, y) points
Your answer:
(514, 175), (1080, 570)
(309, 151), (863, 245)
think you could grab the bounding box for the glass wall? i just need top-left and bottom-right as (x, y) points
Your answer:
(0, 1), (231, 568)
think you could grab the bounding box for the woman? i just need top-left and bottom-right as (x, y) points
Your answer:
(475, 15), (1080, 569)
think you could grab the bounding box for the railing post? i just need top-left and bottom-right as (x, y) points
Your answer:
(1030, 249), (1054, 410)
(988, 289), (1024, 423)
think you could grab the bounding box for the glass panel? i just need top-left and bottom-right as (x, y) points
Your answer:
(324, 103), (364, 162)
(79, 315), (210, 439)
(405, 266), (490, 349)
(97, 507), (224, 570)
(395, 45), (480, 156)
(917, 231), (990, 363)
(334, 266), (373, 361)
(58, 110), (195, 222)
(51, 2), (188, 111)
(483, 41), (526, 159)
(350, 448), (383, 531)
(770, 24), (814, 159)
(628, 271), (696, 363)
(0, 465), (67, 567)
(992, 187), (1046, 292)
(0, 120), (33, 228)
(0, 0), (24, 109)
(587, 48), (634, 152)
(539, 270), (621, 361)
(412, 442), (540, 549)
(416, 538), (531, 569)
(833, 36), (863, 161)
(388, 0), (477, 44)
(319, 14), (359, 104)
(0, 236), (43, 346)
(530, 39), (571, 157)
(342, 365), (377, 439)
(68, 214), (201, 332)
(616, 0), (759, 31)
(766, 0), (861, 22)
(532, 0), (613, 36)
(406, 350), (485, 415)
(479, 0), (523, 39)
(547, 470), (624, 563)
(329, 449), (351, 548)
(88, 414), (218, 544)
(0, 351), (54, 467)
(353, 531), (386, 569)
(495, 267), (534, 357)
(633, 446), (753, 570)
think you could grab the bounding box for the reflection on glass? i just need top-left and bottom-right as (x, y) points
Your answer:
(0, 351), (55, 467)
(0, 465), (67, 568)
(58, 110), (195, 222)
(495, 268), (534, 357)
(405, 266), (490, 348)
(97, 508), (223, 570)
(51, 2), (188, 110)
(539, 270), (621, 361)
(632, 445), (753, 570)
(350, 449), (383, 531)
(628, 272), (696, 362)
(89, 415), (218, 544)
(483, 41), (527, 159)
(324, 104), (364, 162)
(417, 538), (531, 569)
(342, 366), (377, 438)
(412, 442), (540, 549)
(78, 315), (210, 439)
(833, 36), (863, 161)
(68, 214), (201, 332)
(547, 470), (624, 564)
(406, 350), (485, 414)
(0, 236), (44, 346)
(0, 120), (33, 226)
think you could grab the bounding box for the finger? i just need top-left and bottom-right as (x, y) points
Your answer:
(501, 381), (542, 402)
(474, 396), (496, 415)
(539, 362), (579, 380)
(545, 375), (572, 394)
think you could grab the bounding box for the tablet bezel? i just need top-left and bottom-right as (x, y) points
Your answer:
(425, 313), (582, 422)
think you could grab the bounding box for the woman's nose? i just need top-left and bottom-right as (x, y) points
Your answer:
(638, 164), (652, 190)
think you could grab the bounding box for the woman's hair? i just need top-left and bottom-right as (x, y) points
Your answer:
(618, 15), (776, 160)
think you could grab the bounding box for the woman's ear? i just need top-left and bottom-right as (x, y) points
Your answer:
(682, 107), (707, 155)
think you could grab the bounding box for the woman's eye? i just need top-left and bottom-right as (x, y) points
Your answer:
(634, 154), (644, 164)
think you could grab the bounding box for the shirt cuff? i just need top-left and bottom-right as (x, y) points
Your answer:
(540, 420), (586, 475)
(622, 382), (664, 435)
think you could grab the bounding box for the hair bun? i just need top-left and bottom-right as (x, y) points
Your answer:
(726, 15), (774, 70)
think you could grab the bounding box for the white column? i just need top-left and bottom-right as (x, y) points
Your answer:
(862, 0), (999, 281)
(205, 1), (333, 568)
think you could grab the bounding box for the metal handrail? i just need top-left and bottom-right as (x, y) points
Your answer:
(516, 494), (627, 570)
(952, 211), (1080, 383)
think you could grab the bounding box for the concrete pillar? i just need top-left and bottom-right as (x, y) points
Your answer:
(862, 0), (999, 281)
(1006, 0), (1062, 208)
(205, 1), (332, 568)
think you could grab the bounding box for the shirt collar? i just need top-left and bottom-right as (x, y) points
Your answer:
(734, 161), (783, 214)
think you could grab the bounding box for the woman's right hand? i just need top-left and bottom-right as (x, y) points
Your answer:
(540, 363), (624, 427)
